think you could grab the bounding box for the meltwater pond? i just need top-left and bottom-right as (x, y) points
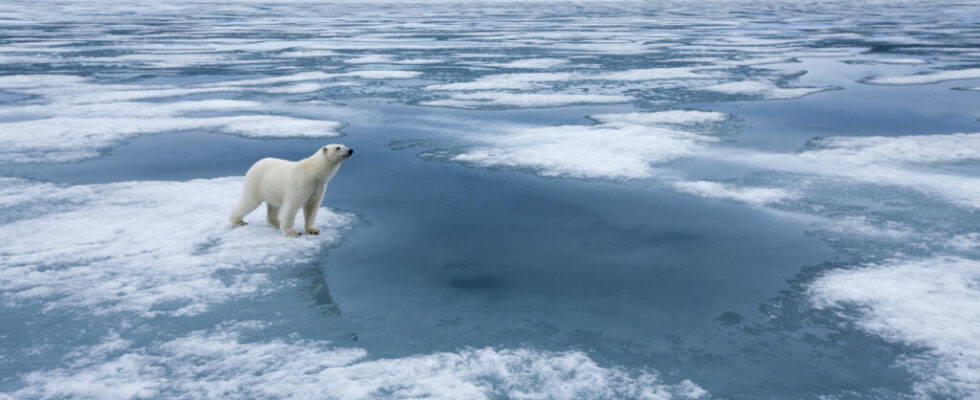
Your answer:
(2, 1), (980, 399)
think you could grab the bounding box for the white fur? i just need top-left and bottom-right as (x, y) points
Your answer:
(229, 144), (352, 237)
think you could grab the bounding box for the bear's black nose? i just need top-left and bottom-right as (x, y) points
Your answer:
(347, 149), (354, 156)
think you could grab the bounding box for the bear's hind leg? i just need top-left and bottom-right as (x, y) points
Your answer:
(229, 194), (262, 227)
(266, 204), (280, 227)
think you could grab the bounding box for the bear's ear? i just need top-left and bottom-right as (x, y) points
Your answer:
(322, 146), (329, 153)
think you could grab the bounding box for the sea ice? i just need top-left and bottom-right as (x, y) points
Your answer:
(450, 110), (725, 179)
(9, 322), (707, 400)
(0, 177), (353, 317)
(811, 257), (980, 399)
(867, 68), (980, 85)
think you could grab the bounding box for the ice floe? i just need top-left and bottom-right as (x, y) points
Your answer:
(422, 92), (633, 108)
(0, 177), (353, 317)
(672, 181), (799, 205)
(450, 110), (727, 179)
(10, 322), (707, 400)
(205, 70), (419, 87)
(488, 58), (569, 69)
(799, 133), (980, 165)
(866, 58), (928, 65)
(811, 257), (980, 399)
(425, 68), (708, 92)
(424, 73), (579, 91)
(727, 146), (980, 211)
(866, 68), (980, 85)
(702, 81), (830, 100)
(0, 75), (344, 163)
(592, 67), (707, 81)
(590, 110), (728, 126)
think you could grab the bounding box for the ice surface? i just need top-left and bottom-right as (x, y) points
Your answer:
(425, 69), (707, 91)
(450, 110), (723, 179)
(593, 68), (707, 81)
(0, 177), (353, 317)
(811, 258), (980, 399)
(10, 322), (706, 400)
(488, 58), (569, 69)
(672, 181), (799, 205)
(0, 75), (344, 163)
(867, 68), (980, 85)
(702, 81), (830, 100)
(868, 58), (928, 65)
(726, 146), (980, 211)
(343, 55), (441, 65)
(423, 92), (634, 108)
(425, 73), (579, 91)
(2, 0), (980, 398)
(590, 110), (729, 126)
(800, 133), (980, 165)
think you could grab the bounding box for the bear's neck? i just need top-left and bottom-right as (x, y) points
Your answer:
(302, 152), (341, 181)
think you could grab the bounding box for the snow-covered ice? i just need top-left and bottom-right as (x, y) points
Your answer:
(0, 177), (352, 317)
(812, 258), (980, 399)
(2, 0), (980, 398)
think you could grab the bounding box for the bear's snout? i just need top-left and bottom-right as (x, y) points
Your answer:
(346, 149), (354, 157)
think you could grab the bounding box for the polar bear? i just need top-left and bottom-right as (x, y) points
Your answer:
(229, 144), (353, 237)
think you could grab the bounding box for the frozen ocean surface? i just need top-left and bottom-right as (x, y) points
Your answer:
(1, 0), (979, 399)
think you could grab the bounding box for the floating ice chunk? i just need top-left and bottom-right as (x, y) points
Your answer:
(554, 41), (653, 55)
(489, 58), (569, 69)
(0, 178), (353, 317)
(722, 57), (798, 66)
(451, 111), (722, 179)
(0, 74), (87, 88)
(592, 67), (706, 81)
(810, 216), (915, 241)
(204, 72), (340, 87)
(731, 148), (980, 210)
(344, 54), (396, 64)
(341, 70), (421, 79)
(946, 233), (980, 251)
(200, 115), (343, 138)
(591, 110), (728, 127)
(0, 110), (341, 163)
(12, 323), (706, 400)
(695, 37), (801, 46)
(277, 49), (340, 58)
(425, 68), (705, 92)
(0, 74), (333, 104)
(811, 257), (980, 399)
(672, 181), (799, 205)
(0, 75), (343, 163)
(0, 98), (259, 119)
(800, 133), (980, 165)
(202, 69), (419, 88)
(873, 58), (928, 65)
(341, 55), (439, 65)
(92, 52), (231, 68)
(425, 73), (577, 91)
(260, 82), (341, 94)
(702, 81), (829, 99)
(46, 86), (243, 104)
(866, 68), (980, 85)
(423, 92), (633, 108)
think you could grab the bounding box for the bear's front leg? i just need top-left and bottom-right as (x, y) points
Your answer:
(303, 186), (325, 235)
(279, 200), (301, 237)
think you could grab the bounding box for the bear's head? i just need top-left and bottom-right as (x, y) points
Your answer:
(321, 144), (354, 163)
